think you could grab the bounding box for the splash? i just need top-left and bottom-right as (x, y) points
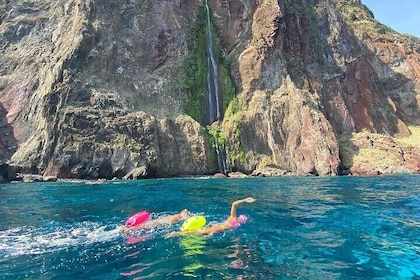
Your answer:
(0, 221), (120, 258)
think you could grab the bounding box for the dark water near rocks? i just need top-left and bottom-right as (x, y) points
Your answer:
(1, 175), (419, 279)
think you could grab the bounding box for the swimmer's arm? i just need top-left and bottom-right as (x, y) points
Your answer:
(166, 213), (182, 226)
(119, 220), (152, 232)
(166, 209), (189, 226)
(229, 197), (256, 219)
(119, 225), (142, 232)
(165, 226), (214, 238)
(165, 230), (190, 238)
(165, 229), (210, 238)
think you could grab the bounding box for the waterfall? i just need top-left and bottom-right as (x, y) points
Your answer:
(203, 0), (230, 175)
(215, 140), (230, 174)
(204, 0), (221, 125)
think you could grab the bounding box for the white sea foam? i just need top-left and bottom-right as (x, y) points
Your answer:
(0, 221), (121, 258)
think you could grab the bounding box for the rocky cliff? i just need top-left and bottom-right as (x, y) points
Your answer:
(0, 0), (419, 180)
(215, 0), (420, 175)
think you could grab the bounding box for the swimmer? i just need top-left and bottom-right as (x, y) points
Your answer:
(120, 209), (189, 231)
(166, 197), (255, 237)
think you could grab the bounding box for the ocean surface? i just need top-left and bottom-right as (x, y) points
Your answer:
(0, 175), (419, 279)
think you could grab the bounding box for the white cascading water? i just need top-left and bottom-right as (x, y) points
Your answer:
(204, 0), (230, 174)
(205, 0), (221, 124)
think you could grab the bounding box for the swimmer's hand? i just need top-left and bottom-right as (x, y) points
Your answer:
(245, 197), (256, 203)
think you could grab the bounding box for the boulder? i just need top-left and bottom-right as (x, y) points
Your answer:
(228, 171), (248, 178)
(123, 166), (148, 180)
(252, 167), (289, 177)
(213, 173), (227, 178)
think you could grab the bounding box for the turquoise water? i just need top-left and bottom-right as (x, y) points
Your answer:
(1, 175), (419, 279)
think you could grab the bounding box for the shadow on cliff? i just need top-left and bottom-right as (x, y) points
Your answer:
(338, 136), (360, 175)
(273, 2), (420, 174)
(272, 1), (420, 134)
(322, 34), (419, 173)
(155, 120), (217, 178)
(0, 102), (17, 163)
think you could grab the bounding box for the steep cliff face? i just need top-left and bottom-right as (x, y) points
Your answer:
(212, 0), (420, 175)
(0, 0), (215, 178)
(0, 0), (419, 179)
(215, 0), (342, 175)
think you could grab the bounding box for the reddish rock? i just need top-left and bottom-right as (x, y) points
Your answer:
(350, 165), (380, 176)
(213, 173), (227, 178)
(404, 152), (420, 173)
(44, 157), (72, 179)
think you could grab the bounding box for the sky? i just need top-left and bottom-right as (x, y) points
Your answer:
(362, 0), (420, 37)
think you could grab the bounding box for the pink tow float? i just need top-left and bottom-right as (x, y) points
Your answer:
(125, 211), (150, 227)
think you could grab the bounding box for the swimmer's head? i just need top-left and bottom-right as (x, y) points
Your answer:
(237, 215), (248, 224)
(180, 209), (189, 218)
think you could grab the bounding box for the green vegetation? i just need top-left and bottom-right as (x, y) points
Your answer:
(353, 147), (399, 166)
(230, 144), (247, 167)
(339, 131), (398, 168)
(257, 155), (276, 170)
(334, 0), (395, 37)
(202, 96), (248, 169)
(339, 126), (420, 169)
(205, 124), (226, 170)
(206, 125), (227, 147)
(218, 54), (236, 115)
(182, 7), (208, 122)
(211, 20), (237, 116)
(333, 0), (420, 55)
(222, 96), (247, 166)
(223, 96), (244, 139)
(182, 4), (236, 123)
(395, 125), (420, 149)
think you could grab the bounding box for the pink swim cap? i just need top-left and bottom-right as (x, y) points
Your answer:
(125, 211), (150, 227)
(237, 215), (248, 224)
